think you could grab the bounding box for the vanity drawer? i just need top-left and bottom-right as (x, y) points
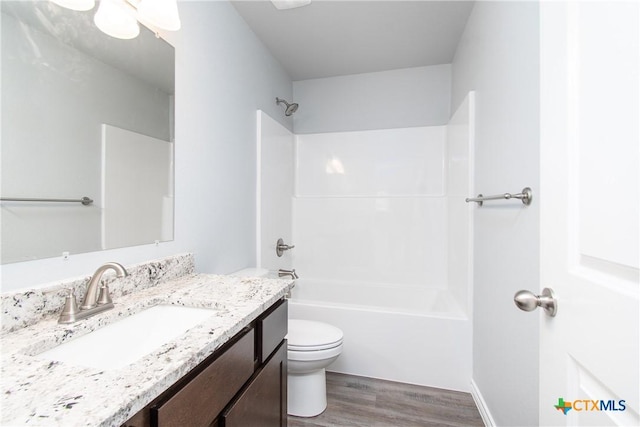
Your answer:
(151, 328), (255, 427)
(221, 340), (287, 427)
(258, 299), (288, 363)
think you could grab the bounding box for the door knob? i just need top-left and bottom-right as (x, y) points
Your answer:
(514, 288), (557, 317)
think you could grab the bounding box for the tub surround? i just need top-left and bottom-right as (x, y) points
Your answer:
(0, 255), (294, 426)
(256, 94), (474, 392)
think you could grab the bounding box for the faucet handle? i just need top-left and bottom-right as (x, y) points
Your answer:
(58, 289), (80, 324)
(276, 238), (295, 257)
(97, 284), (113, 305)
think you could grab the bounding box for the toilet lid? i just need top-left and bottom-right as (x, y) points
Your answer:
(287, 319), (343, 351)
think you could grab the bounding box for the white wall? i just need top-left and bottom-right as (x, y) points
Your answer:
(257, 111), (295, 271)
(101, 125), (173, 249)
(293, 127), (448, 288)
(293, 65), (451, 134)
(446, 92), (474, 314)
(451, 2), (540, 426)
(1, 1), (293, 291)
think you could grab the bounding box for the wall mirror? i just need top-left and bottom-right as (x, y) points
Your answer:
(1, 1), (175, 264)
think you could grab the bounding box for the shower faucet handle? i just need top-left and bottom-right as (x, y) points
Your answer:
(276, 238), (295, 257)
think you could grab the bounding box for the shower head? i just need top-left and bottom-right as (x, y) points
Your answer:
(276, 97), (299, 116)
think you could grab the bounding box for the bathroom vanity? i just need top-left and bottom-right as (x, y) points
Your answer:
(123, 299), (288, 427)
(0, 254), (294, 427)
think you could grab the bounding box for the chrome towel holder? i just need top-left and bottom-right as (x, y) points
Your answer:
(465, 187), (532, 207)
(0, 196), (93, 205)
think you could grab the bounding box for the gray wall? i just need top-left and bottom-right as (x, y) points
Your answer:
(1, 1), (293, 290)
(451, 2), (540, 425)
(293, 65), (451, 134)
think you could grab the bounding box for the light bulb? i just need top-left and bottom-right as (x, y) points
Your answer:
(271, 0), (311, 10)
(94, 0), (140, 39)
(50, 0), (96, 12)
(136, 0), (180, 32)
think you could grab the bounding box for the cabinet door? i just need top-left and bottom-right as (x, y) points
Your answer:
(258, 299), (288, 364)
(151, 329), (255, 427)
(222, 340), (287, 427)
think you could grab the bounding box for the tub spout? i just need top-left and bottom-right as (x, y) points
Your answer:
(278, 268), (298, 279)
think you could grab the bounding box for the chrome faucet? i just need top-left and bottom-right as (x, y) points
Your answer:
(81, 262), (128, 309)
(278, 268), (299, 279)
(58, 262), (128, 324)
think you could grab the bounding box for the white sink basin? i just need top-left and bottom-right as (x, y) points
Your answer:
(37, 305), (217, 370)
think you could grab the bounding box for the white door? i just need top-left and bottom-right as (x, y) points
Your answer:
(539, 2), (639, 426)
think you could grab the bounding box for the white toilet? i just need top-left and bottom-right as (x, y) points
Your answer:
(287, 319), (344, 417)
(229, 268), (344, 417)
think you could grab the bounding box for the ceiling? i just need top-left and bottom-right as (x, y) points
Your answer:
(231, 0), (474, 81)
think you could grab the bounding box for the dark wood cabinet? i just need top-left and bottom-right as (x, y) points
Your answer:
(152, 329), (255, 427)
(121, 299), (288, 427)
(257, 299), (288, 364)
(221, 341), (287, 427)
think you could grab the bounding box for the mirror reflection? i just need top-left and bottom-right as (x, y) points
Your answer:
(1, 1), (175, 264)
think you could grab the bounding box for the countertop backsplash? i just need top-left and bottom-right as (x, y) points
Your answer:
(1, 253), (195, 334)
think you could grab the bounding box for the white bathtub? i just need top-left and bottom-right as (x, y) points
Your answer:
(292, 279), (465, 317)
(231, 270), (471, 392)
(288, 278), (472, 392)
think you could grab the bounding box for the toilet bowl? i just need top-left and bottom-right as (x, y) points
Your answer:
(229, 269), (343, 417)
(287, 319), (343, 417)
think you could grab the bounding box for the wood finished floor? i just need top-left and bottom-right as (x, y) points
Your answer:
(288, 372), (484, 427)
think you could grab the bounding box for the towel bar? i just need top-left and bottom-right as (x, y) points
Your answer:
(465, 187), (532, 207)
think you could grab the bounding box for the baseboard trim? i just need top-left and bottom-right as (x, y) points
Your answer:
(470, 379), (496, 427)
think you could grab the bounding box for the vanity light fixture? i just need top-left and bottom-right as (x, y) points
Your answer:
(136, 0), (181, 31)
(94, 0), (140, 39)
(51, 0), (181, 40)
(270, 0), (311, 10)
(51, 0), (95, 12)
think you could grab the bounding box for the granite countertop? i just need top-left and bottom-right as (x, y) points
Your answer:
(1, 273), (294, 427)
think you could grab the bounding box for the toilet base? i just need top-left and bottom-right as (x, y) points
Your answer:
(287, 368), (327, 417)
